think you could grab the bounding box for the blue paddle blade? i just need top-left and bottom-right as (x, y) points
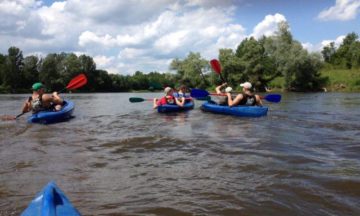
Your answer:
(264, 94), (281, 103)
(190, 89), (209, 98)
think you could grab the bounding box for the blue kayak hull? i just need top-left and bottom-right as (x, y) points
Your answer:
(27, 100), (74, 124)
(157, 100), (194, 113)
(21, 181), (81, 216)
(201, 102), (268, 117)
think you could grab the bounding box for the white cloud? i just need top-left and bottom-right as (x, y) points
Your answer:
(302, 35), (346, 52)
(321, 35), (346, 47)
(318, 0), (360, 21)
(93, 55), (115, 68)
(251, 13), (286, 39)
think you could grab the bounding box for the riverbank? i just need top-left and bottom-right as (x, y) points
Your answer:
(267, 68), (360, 92)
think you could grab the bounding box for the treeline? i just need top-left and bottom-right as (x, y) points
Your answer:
(322, 32), (360, 69)
(0, 49), (178, 93)
(0, 21), (359, 93)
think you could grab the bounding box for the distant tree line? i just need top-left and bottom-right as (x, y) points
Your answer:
(321, 32), (360, 69)
(0, 22), (359, 93)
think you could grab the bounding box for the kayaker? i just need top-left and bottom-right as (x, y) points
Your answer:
(175, 85), (189, 106)
(226, 81), (263, 107)
(153, 87), (184, 109)
(21, 82), (64, 114)
(214, 82), (232, 105)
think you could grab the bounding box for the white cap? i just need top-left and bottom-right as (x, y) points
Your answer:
(164, 87), (172, 94)
(240, 82), (252, 89)
(225, 87), (233, 93)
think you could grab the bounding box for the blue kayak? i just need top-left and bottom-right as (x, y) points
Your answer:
(27, 100), (74, 124)
(21, 181), (81, 216)
(201, 102), (268, 117)
(157, 100), (194, 113)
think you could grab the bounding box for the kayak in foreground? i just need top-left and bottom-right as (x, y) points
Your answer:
(157, 100), (195, 113)
(21, 181), (81, 216)
(201, 101), (268, 117)
(27, 100), (74, 124)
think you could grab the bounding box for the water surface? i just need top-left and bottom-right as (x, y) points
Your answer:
(0, 92), (359, 215)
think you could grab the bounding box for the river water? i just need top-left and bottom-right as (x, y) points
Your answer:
(0, 92), (359, 215)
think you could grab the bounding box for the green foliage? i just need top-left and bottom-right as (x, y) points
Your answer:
(170, 52), (209, 88)
(321, 68), (360, 91)
(322, 32), (360, 69)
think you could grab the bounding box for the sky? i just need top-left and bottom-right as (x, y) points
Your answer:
(0, 0), (359, 75)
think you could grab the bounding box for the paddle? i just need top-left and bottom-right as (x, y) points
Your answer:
(190, 88), (282, 103)
(129, 97), (153, 103)
(210, 59), (225, 82)
(1, 73), (87, 121)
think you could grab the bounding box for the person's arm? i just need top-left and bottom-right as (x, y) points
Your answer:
(227, 93), (243, 107)
(52, 92), (63, 104)
(175, 97), (185, 107)
(215, 83), (227, 94)
(255, 95), (263, 106)
(21, 97), (32, 113)
(153, 98), (158, 109)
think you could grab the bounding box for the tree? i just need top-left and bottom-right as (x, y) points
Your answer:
(321, 42), (336, 63)
(22, 55), (40, 88)
(170, 52), (209, 88)
(2, 47), (24, 92)
(235, 37), (277, 91)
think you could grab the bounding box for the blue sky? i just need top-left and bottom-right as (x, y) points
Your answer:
(0, 0), (359, 74)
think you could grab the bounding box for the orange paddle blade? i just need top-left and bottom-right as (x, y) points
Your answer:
(210, 59), (221, 75)
(66, 74), (87, 90)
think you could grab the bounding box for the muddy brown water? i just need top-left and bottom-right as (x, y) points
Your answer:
(0, 92), (359, 215)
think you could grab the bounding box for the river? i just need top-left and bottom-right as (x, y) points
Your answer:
(0, 92), (359, 215)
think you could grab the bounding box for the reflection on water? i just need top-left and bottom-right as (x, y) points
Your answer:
(0, 92), (360, 215)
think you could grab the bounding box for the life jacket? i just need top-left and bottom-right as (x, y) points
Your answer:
(157, 95), (176, 106)
(239, 93), (256, 106)
(30, 95), (46, 113)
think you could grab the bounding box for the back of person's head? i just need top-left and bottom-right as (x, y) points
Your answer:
(240, 82), (252, 90)
(32, 82), (44, 92)
(164, 87), (173, 95)
(179, 85), (187, 92)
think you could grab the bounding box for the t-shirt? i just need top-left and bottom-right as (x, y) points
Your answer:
(157, 96), (175, 106)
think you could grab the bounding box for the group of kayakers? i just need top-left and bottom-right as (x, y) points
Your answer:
(153, 81), (263, 108)
(21, 80), (262, 115)
(153, 85), (189, 109)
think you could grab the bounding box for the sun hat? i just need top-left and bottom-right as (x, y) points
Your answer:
(225, 87), (233, 93)
(32, 82), (44, 91)
(240, 82), (252, 89)
(164, 87), (172, 94)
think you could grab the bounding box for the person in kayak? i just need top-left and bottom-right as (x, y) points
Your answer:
(226, 81), (263, 107)
(175, 85), (189, 106)
(214, 82), (232, 105)
(153, 87), (184, 109)
(21, 82), (64, 114)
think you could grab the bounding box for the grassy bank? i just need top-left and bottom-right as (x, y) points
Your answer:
(321, 68), (360, 92)
(267, 68), (360, 92)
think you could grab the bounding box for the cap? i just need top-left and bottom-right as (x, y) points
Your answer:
(240, 82), (252, 89)
(164, 87), (172, 94)
(225, 87), (233, 93)
(32, 82), (44, 91)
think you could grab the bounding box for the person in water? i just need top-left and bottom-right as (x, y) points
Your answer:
(226, 81), (263, 107)
(21, 82), (64, 114)
(153, 87), (184, 109)
(214, 82), (233, 105)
